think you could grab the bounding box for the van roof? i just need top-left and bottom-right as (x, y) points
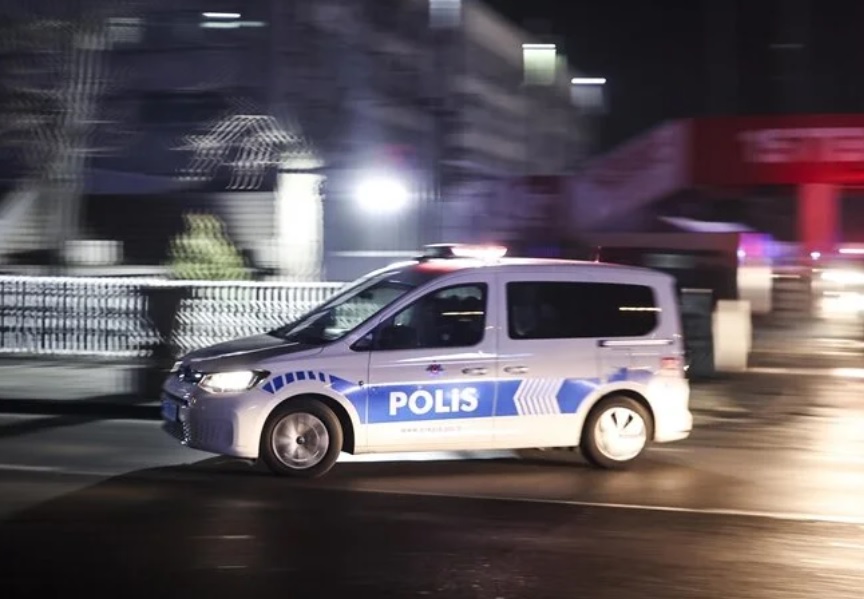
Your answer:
(386, 257), (674, 282)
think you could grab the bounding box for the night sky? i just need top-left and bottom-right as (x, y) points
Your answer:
(487, 0), (864, 153)
(486, 0), (704, 151)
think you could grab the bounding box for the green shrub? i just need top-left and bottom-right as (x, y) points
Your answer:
(167, 212), (249, 280)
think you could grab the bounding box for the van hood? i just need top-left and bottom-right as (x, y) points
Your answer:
(182, 333), (324, 372)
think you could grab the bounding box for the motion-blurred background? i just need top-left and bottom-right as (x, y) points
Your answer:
(1, 0), (862, 385)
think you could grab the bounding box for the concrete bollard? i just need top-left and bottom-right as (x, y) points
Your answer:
(737, 262), (772, 315)
(712, 300), (752, 372)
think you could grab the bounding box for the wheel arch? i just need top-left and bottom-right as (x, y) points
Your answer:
(579, 386), (656, 442)
(263, 392), (358, 454)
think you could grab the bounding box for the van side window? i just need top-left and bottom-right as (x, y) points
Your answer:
(374, 284), (488, 350)
(506, 282), (659, 339)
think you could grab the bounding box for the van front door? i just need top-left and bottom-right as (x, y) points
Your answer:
(363, 279), (498, 451)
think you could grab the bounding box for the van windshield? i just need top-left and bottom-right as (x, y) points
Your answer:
(268, 265), (435, 344)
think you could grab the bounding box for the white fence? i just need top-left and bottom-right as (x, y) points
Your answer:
(0, 276), (345, 358)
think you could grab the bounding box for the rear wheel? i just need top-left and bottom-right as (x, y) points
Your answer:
(581, 396), (652, 469)
(260, 398), (343, 478)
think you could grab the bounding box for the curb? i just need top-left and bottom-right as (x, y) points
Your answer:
(0, 398), (161, 420)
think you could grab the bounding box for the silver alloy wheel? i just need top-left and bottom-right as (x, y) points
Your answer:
(271, 412), (330, 470)
(593, 406), (647, 462)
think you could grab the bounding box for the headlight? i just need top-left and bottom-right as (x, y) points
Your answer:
(198, 370), (267, 394)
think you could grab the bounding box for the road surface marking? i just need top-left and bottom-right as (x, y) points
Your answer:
(831, 542), (864, 550)
(343, 486), (864, 526)
(4, 462), (864, 526)
(0, 463), (59, 472)
(748, 366), (864, 379)
(0, 463), (113, 476)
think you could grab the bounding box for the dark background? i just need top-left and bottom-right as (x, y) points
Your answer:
(489, 0), (864, 152)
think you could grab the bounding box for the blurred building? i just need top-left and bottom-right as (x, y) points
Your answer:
(0, 0), (594, 281)
(433, 0), (593, 246)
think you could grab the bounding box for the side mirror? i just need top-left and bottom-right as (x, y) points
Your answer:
(350, 333), (375, 352)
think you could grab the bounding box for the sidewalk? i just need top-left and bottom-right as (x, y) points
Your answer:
(0, 359), (144, 400)
(0, 358), (160, 419)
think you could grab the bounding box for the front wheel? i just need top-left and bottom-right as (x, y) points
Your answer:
(260, 398), (343, 478)
(581, 396), (652, 469)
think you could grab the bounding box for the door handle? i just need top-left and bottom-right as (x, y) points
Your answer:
(504, 366), (529, 375)
(462, 367), (488, 376)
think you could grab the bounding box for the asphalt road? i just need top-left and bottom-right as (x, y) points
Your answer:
(2, 370), (864, 598)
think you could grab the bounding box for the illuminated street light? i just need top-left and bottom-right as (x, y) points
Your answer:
(355, 175), (410, 214)
(571, 77), (607, 85)
(522, 43), (557, 85)
(570, 76), (608, 113)
(202, 12), (241, 19)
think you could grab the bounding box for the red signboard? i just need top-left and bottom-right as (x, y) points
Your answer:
(555, 114), (864, 250)
(691, 115), (864, 186)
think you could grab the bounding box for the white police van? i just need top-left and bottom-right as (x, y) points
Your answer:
(161, 244), (692, 477)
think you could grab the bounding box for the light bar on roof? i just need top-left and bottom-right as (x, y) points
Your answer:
(421, 244), (508, 261)
(450, 244), (508, 260)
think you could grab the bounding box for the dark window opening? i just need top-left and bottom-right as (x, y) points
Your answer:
(507, 281), (659, 339)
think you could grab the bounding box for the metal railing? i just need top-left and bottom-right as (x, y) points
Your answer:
(0, 276), (345, 358)
(2, 275), (721, 379)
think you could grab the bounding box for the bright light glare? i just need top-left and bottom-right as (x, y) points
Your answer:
(832, 368), (864, 379)
(839, 247), (864, 255)
(737, 249), (746, 259)
(450, 244), (508, 260)
(202, 12), (240, 19)
(355, 176), (409, 214)
(821, 269), (864, 285)
(811, 251), (822, 260)
(199, 371), (257, 393)
(571, 77), (607, 85)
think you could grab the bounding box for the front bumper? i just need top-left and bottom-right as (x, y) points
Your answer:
(160, 378), (266, 459)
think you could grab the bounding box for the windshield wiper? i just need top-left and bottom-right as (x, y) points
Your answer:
(284, 330), (329, 345)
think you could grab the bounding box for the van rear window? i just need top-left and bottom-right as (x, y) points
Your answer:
(506, 282), (659, 339)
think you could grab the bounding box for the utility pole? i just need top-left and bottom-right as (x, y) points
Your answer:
(52, 22), (111, 269)
(429, 0), (461, 244)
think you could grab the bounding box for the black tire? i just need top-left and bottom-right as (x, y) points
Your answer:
(581, 395), (653, 470)
(260, 398), (343, 478)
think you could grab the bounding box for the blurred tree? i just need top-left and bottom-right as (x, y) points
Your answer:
(167, 212), (249, 280)
(0, 0), (143, 265)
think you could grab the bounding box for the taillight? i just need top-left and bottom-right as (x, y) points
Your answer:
(660, 356), (684, 375)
